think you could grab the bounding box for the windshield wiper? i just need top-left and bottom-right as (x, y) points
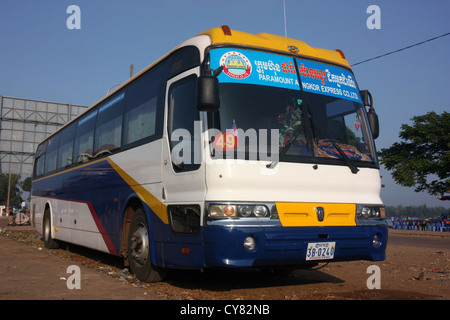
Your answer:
(306, 104), (359, 174)
(324, 139), (359, 174)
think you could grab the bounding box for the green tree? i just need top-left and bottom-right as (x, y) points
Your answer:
(21, 176), (32, 203)
(379, 111), (450, 197)
(0, 174), (23, 206)
(20, 177), (32, 193)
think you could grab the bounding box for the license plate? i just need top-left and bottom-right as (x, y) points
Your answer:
(306, 242), (336, 261)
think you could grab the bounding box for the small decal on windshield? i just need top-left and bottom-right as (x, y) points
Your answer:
(214, 120), (239, 151)
(221, 51), (252, 79)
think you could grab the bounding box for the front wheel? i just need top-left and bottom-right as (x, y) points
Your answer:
(127, 209), (165, 282)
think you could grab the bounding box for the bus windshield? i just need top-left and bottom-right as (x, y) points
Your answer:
(212, 84), (377, 166)
(208, 48), (377, 168)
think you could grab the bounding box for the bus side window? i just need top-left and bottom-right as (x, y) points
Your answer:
(73, 110), (97, 164)
(44, 134), (61, 174)
(57, 123), (76, 169)
(168, 74), (200, 172)
(94, 92), (125, 157)
(123, 68), (162, 147)
(168, 46), (200, 78)
(33, 141), (48, 178)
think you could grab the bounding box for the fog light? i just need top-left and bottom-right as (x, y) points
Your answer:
(372, 234), (381, 248)
(243, 236), (256, 251)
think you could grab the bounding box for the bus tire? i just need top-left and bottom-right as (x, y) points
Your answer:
(127, 209), (165, 283)
(43, 208), (59, 249)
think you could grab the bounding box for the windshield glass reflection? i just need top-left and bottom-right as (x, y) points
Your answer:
(209, 83), (377, 167)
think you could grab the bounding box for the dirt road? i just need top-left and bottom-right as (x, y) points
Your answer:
(0, 218), (449, 301)
(0, 228), (161, 300)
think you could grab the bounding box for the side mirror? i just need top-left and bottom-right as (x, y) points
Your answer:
(197, 66), (223, 112)
(360, 90), (379, 139)
(367, 110), (379, 140)
(197, 75), (220, 112)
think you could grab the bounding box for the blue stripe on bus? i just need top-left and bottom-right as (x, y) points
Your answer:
(31, 159), (163, 256)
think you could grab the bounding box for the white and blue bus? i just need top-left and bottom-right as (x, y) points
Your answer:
(31, 26), (387, 282)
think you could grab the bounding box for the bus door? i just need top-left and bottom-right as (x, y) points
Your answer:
(161, 68), (206, 268)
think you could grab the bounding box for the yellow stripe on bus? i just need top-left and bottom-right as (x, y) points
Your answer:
(106, 158), (169, 224)
(276, 202), (356, 227)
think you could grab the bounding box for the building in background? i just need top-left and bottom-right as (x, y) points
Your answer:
(0, 96), (87, 175)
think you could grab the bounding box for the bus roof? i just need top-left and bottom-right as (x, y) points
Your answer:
(105, 26), (350, 104)
(198, 26), (351, 69)
(37, 26), (352, 146)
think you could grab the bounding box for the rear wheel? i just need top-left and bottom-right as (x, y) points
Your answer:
(127, 209), (165, 282)
(43, 208), (59, 249)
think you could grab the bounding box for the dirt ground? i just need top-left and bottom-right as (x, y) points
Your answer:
(0, 217), (449, 300)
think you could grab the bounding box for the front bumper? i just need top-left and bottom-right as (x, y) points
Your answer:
(203, 225), (387, 268)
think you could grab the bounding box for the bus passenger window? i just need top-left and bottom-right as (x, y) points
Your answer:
(124, 69), (161, 146)
(124, 96), (157, 145)
(57, 123), (76, 169)
(44, 134), (60, 174)
(33, 141), (47, 178)
(94, 92), (125, 157)
(74, 110), (97, 164)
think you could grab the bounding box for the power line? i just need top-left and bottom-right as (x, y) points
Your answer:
(351, 32), (450, 66)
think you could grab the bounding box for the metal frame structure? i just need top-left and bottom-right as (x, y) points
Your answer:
(0, 95), (87, 175)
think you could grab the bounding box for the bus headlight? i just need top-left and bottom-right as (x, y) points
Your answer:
(238, 205), (253, 217)
(253, 205), (268, 217)
(209, 204), (237, 217)
(361, 206), (372, 218)
(356, 204), (386, 225)
(208, 203), (271, 218)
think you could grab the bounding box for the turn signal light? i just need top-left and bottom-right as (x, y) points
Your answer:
(223, 205), (235, 216)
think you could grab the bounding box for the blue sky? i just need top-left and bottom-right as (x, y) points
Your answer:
(0, 0), (449, 208)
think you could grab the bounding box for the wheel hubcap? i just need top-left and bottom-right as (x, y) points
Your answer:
(130, 223), (149, 266)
